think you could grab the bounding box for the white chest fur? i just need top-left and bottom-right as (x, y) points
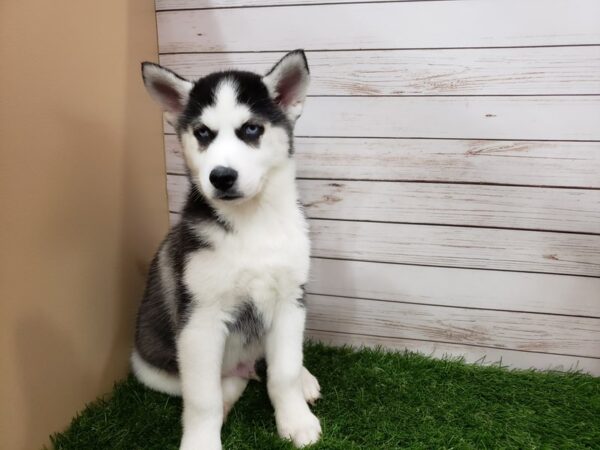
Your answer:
(183, 194), (310, 325)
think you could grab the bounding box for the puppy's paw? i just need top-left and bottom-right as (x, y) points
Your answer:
(277, 408), (321, 448)
(301, 367), (321, 405)
(180, 438), (221, 450)
(180, 427), (221, 450)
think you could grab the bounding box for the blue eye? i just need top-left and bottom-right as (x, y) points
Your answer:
(243, 123), (263, 137)
(194, 126), (214, 143)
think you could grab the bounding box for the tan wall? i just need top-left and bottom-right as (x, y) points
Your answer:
(0, 1), (167, 448)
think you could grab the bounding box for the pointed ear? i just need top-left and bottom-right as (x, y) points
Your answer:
(141, 62), (193, 125)
(263, 50), (310, 122)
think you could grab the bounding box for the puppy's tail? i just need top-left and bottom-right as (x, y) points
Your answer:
(131, 349), (182, 396)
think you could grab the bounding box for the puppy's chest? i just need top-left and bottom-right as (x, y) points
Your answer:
(184, 215), (309, 310)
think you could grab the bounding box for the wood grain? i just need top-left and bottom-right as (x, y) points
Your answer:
(160, 46), (600, 96)
(160, 218), (600, 317)
(307, 330), (600, 375)
(305, 294), (600, 358)
(308, 258), (600, 318)
(309, 219), (600, 276)
(157, 0), (600, 53)
(163, 96), (600, 140)
(166, 175), (600, 233)
(164, 136), (600, 188)
(299, 180), (600, 234)
(296, 96), (600, 141)
(167, 210), (600, 276)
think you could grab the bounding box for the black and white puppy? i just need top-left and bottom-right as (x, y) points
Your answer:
(132, 50), (321, 449)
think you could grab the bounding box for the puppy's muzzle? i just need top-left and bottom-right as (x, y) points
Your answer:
(210, 166), (238, 191)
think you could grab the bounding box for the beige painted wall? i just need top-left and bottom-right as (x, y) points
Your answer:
(0, 1), (167, 448)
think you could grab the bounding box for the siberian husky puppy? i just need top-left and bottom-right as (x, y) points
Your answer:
(132, 50), (321, 449)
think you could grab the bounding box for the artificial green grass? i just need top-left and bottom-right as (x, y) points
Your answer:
(52, 343), (600, 449)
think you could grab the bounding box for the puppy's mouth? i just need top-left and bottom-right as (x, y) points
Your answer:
(214, 191), (244, 201)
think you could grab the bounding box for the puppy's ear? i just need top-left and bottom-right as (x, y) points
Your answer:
(141, 62), (193, 125)
(263, 50), (310, 122)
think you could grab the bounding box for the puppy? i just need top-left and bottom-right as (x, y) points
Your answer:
(131, 50), (321, 449)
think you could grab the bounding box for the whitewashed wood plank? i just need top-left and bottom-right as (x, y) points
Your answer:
(305, 294), (600, 358)
(293, 139), (600, 188)
(308, 258), (600, 318)
(299, 180), (600, 234)
(157, 0), (600, 53)
(166, 208), (600, 275)
(156, 0), (395, 10)
(310, 220), (600, 276)
(165, 175), (600, 233)
(307, 329), (600, 375)
(167, 175), (187, 211)
(165, 137), (185, 174)
(296, 96), (600, 141)
(160, 46), (600, 96)
(164, 135), (600, 188)
(160, 216), (600, 316)
(163, 96), (600, 140)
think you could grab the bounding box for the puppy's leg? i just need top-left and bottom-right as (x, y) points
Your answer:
(301, 366), (321, 405)
(178, 307), (227, 450)
(222, 376), (249, 421)
(266, 301), (321, 447)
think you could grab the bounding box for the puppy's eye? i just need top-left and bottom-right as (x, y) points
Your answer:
(194, 126), (214, 144)
(242, 123), (264, 138)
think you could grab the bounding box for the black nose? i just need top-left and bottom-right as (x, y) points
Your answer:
(209, 166), (238, 191)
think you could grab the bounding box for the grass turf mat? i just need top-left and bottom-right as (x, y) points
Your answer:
(52, 343), (600, 449)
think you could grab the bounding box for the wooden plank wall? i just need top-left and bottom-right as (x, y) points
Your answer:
(155, 0), (600, 374)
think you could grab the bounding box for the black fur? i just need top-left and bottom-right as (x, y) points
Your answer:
(168, 220), (211, 325)
(134, 255), (179, 373)
(226, 301), (264, 346)
(134, 216), (213, 374)
(176, 70), (294, 153)
(183, 183), (230, 230)
(297, 284), (307, 307)
(265, 49), (310, 77)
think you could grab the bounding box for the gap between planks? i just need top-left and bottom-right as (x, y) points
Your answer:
(155, 0), (462, 13)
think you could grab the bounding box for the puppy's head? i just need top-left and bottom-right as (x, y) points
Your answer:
(141, 50), (310, 204)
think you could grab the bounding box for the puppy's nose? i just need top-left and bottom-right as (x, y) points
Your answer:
(209, 166), (238, 191)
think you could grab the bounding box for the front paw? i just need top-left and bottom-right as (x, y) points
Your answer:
(180, 429), (221, 450)
(302, 367), (321, 405)
(276, 407), (322, 448)
(180, 439), (221, 450)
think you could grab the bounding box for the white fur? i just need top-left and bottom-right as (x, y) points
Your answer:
(178, 158), (320, 448)
(265, 301), (321, 447)
(302, 366), (322, 405)
(181, 80), (291, 205)
(262, 51), (310, 123)
(142, 63), (193, 124)
(131, 350), (182, 396)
